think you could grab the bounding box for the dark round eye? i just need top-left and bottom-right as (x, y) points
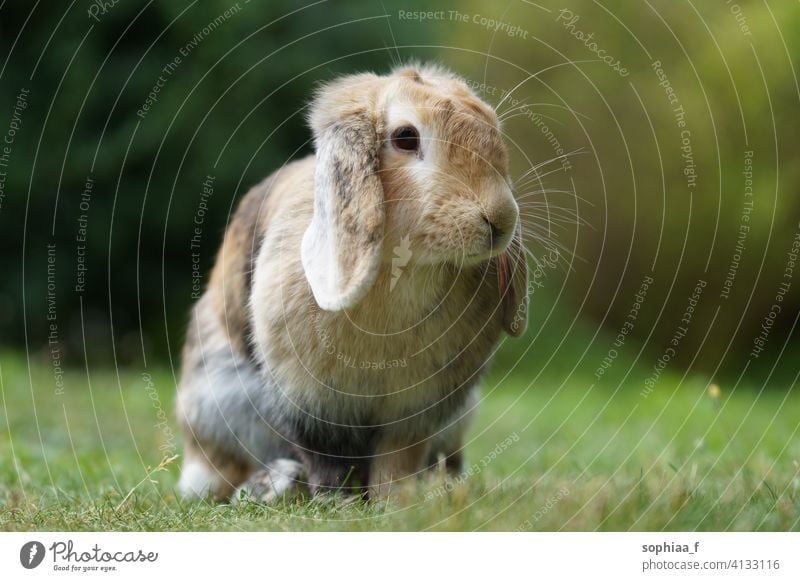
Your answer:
(390, 125), (420, 152)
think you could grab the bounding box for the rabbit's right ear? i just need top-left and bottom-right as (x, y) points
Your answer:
(301, 74), (385, 311)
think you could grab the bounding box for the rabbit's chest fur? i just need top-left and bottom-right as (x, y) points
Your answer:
(249, 180), (503, 436)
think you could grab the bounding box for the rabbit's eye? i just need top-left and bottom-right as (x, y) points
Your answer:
(391, 126), (420, 152)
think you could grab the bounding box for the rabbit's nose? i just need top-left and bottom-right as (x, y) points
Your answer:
(482, 215), (501, 240)
(482, 214), (504, 246)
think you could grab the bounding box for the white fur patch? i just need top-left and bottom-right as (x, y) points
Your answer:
(233, 459), (305, 504)
(177, 460), (218, 499)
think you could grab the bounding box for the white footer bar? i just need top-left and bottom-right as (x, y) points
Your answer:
(1, 532), (797, 580)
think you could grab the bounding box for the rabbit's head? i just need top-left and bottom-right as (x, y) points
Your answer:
(302, 64), (527, 334)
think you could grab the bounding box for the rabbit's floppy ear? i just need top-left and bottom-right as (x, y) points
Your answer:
(301, 74), (385, 311)
(497, 221), (529, 337)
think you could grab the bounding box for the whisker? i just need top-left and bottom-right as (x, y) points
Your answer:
(500, 110), (564, 127)
(517, 191), (595, 208)
(519, 208), (586, 224)
(520, 215), (570, 232)
(513, 149), (586, 188)
(497, 98), (537, 119)
(518, 201), (590, 218)
(524, 243), (581, 275)
(522, 232), (584, 272)
(517, 188), (577, 197)
(498, 101), (564, 126)
(499, 100), (591, 123)
(515, 163), (576, 187)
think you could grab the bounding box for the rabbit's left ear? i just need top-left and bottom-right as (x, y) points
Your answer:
(498, 221), (529, 336)
(302, 75), (385, 311)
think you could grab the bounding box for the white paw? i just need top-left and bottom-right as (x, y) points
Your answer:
(233, 459), (306, 504)
(177, 460), (217, 499)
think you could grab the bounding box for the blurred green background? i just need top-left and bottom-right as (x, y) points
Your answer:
(0, 0), (798, 388)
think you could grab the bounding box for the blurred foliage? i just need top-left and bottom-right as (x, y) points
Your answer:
(0, 1), (798, 382)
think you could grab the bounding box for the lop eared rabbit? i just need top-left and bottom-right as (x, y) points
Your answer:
(177, 64), (529, 502)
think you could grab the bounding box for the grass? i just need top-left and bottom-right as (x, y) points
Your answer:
(0, 349), (798, 531)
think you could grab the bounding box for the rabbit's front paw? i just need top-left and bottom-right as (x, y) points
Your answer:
(232, 459), (306, 504)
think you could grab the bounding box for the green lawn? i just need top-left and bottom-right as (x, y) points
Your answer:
(1, 351), (798, 531)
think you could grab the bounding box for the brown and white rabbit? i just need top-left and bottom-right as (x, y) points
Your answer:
(176, 64), (529, 502)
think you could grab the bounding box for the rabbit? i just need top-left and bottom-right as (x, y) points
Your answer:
(175, 63), (529, 502)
